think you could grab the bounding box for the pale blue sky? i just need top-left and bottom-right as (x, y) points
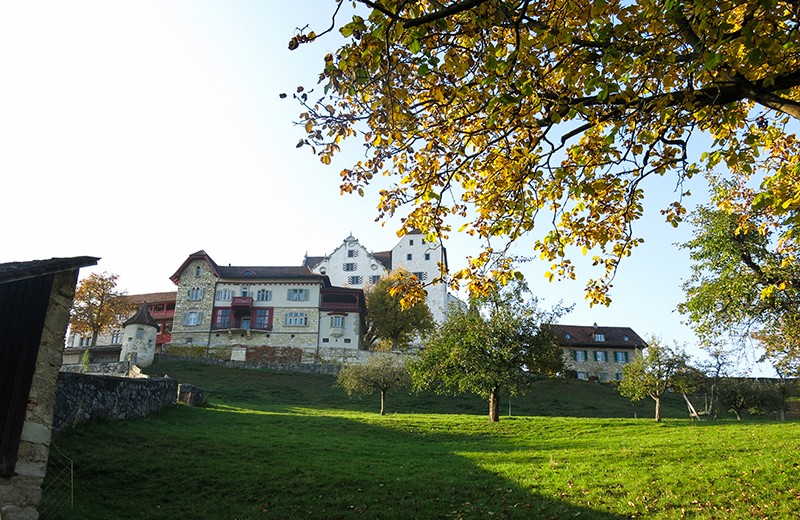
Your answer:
(0, 2), (770, 373)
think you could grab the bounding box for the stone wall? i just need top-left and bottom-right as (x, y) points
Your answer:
(155, 354), (342, 376)
(52, 372), (179, 432)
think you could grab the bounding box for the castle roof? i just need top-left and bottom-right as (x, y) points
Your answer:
(123, 302), (159, 329)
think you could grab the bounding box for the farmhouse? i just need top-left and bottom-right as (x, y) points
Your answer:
(554, 323), (647, 381)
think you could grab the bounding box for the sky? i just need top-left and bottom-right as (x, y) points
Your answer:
(0, 1), (772, 374)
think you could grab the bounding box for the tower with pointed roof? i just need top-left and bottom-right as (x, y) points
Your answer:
(119, 302), (159, 367)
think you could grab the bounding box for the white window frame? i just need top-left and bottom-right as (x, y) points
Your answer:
(256, 289), (272, 302)
(594, 351), (608, 362)
(284, 312), (308, 326)
(343, 262), (357, 272)
(187, 287), (204, 301)
(615, 351), (629, 363)
(183, 311), (202, 326)
(347, 276), (363, 285)
(287, 288), (310, 301)
(216, 288), (233, 301)
(331, 315), (345, 328)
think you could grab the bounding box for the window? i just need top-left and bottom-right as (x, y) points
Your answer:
(254, 309), (270, 329)
(424, 253), (431, 261)
(409, 239), (414, 245)
(241, 317), (251, 330)
(135, 327), (144, 340)
(406, 253), (412, 261)
(412, 271), (428, 281)
(331, 315), (345, 328)
(287, 288), (310, 301)
(195, 265), (201, 277)
(187, 287), (204, 300)
(343, 262), (357, 272)
(80, 337), (92, 347)
(183, 311), (202, 326)
(216, 288), (233, 301)
(573, 350), (588, 362)
(598, 372), (609, 382)
(577, 371), (588, 380)
(347, 249), (358, 258)
(369, 275), (381, 284)
(322, 338), (330, 343)
(284, 312), (308, 326)
(344, 338), (352, 344)
(214, 309), (231, 329)
(110, 330), (122, 344)
(594, 332), (606, 342)
(347, 276), (363, 285)
(615, 351), (629, 363)
(594, 351), (608, 362)
(241, 285), (250, 297)
(615, 372), (623, 381)
(256, 289), (272, 301)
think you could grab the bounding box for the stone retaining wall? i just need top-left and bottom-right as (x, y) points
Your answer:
(53, 372), (179, 432)
(155, 354), (342, 376)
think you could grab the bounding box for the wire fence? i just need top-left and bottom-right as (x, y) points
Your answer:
(39, 440), (73, 520)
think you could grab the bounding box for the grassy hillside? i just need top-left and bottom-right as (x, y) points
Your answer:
(45, 360), (799, 519)
(149, 358), (690, 420)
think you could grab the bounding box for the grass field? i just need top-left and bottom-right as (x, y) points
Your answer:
(48, 360), (800, 519)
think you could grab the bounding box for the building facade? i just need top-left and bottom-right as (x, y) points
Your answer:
(168, 251), (367, 359)
(63, 291), (176, 364)
(303, 230), (460, 323)
(554, 324), (647, 381)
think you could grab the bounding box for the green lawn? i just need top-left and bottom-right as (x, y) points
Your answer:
(47, 360), (800, 519)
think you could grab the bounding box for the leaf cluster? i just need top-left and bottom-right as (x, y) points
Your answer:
(292, 0), (800, 305)
(617, 337), (695, 402)
(409, 281), (565, 400)
(678, 194), (800, 376)
(363, 269), (435, 350)
(69, 272), (132, 342)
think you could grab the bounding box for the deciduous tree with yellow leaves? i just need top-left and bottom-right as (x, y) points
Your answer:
(291, 0), (800, 305)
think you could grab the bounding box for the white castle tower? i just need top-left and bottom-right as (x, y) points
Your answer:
(119, 302), (159, 367)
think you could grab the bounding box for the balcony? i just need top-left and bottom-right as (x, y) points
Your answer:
(150, 309), (175, 320)
(156, 332), (172, 345)
(231, 296), (253, 308)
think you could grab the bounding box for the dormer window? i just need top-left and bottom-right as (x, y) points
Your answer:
(565, 333), (571, 339)
(623, 335), (629, 341)
(594, 333), (605, 342)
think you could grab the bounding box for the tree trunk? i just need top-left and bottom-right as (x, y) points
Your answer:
(91, 330), (99, 347)
(380, 389), (386, 416)
(488, 387), (501, 423)
(654, 396), (662, 422)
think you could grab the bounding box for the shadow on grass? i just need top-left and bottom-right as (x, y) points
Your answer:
(57, 405), (627, 520)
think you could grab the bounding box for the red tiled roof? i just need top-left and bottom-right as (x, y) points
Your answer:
(552, 324), (647, 349)
(124, 292), (176, 304)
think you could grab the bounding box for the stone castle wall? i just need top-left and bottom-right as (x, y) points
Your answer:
(52, 372), (179, 432)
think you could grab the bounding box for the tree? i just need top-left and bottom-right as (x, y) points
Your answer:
(69, 272), (132, 347)
(290, 0), (800, 306)
(678, 201), (800, 376)
(336, 353), (410, 414)
(364, 269), (435, 350)
(617, 337), (694, 421)
(409, 281), (564, 422)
